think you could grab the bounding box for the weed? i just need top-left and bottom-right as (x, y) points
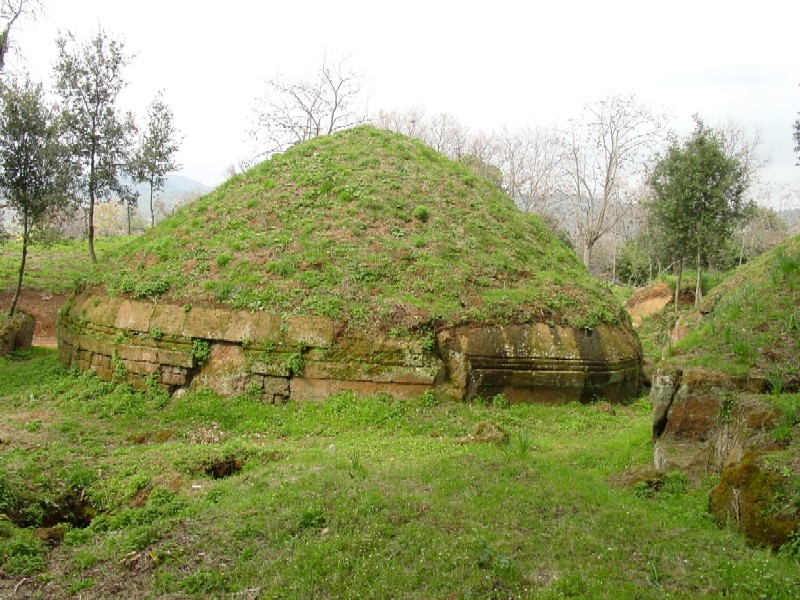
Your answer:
(417, 389), (440, 408)
(661, 471), (689, 496)
(0, 469), (15, 514)
(181, 568), (230, 595)
(133, 278), (170, 299)
(514, 430), (533, 458)
(284, 352), (304, 377)
(149, 327), (163, 342)
(766, 368), (786, 396)
(420, 330), (436, 353)
(491, 393), (510, 409)
(1, 529), (46, 575)
(349, 452), (367, 478)
(112, 351), (127, 379)
(647, 559), (662, 588)
(779, 532), (800, 559)
(718, 392), (737, 424)
(413, 205), (430, 222)
(297, 507), (326, 533)
(191, 339), (211, 365)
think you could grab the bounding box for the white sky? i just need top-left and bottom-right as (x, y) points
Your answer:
(6, 0), (800, 206)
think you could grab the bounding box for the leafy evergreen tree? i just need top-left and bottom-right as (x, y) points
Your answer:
(130, 90), (182, 228)
(648, 117), (750, 308)
(54, 28), (135, 263)
(0, 75), (74, 315)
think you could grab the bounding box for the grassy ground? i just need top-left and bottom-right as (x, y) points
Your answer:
(0, 237), (133, 295)
(2, 349), (798, 598)
(667, 235), (800, 379)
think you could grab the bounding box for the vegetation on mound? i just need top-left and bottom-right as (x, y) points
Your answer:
(1, 349), (799, 597)
(87, 126), (624, 332)
(665, 234), (800, 378)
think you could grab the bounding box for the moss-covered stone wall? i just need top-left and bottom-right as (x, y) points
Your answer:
(58, 292), (642, 403)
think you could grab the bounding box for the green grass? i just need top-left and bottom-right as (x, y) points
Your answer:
(84, 126), (625, 332)
(1, 349), (798, 598)
(665, 235), (800, 378)
(0, 236), (133, 295)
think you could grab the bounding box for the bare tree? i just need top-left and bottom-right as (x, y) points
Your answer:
(0, 0), (39, 72)
(716, 119), (766, 191)
(251, 54), (364, 156)
(557, 94), (665, 269)
(371, 106), (428, 139)
(425, 112), (470, 159)
(496, 125), (559, 215)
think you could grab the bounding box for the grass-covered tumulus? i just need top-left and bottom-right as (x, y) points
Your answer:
(667, 234), (800, 380)
(88, 126), (623, 332)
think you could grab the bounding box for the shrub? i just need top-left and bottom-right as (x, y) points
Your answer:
(192, 340), (211, 365)
(412, 205), (430, 222)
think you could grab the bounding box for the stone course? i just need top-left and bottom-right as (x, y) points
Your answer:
(59, 292), (642, 403)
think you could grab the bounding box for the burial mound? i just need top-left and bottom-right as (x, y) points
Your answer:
(59, 126), (641, 403)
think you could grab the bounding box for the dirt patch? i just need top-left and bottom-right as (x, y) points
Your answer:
(202, 456), (245, 479)
(626, 281), (673, 327)
(0, 289), (68, 347)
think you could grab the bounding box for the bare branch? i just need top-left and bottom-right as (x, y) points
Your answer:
(250, 54), (364, 158)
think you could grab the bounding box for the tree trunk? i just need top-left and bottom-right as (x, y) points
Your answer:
(695, 252), (703, 308)
(611, 235), (617, 283)
(88, 198), (97, 264)
(127, 203), (132, 235)
(583, 243), (592, 270)
(88, 154), (98, 263)
(8, 211), (29, 317)
(673, 258), (683, 312)
(149, 179), (155, 228)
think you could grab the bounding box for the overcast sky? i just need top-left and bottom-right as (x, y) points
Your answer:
(7, 0), (800, 207)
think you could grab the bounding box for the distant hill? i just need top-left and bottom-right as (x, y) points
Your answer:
(779, 209), (800, 234)
(133, 174), (213, 218)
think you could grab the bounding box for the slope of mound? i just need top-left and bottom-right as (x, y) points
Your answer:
(87, 126), (621, 332)
(669, 234), (800, 380)
(60, 127), (641, 403)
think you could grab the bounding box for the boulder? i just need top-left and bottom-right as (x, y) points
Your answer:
(0, 311), (35, 356)
(709, 452), (799, 549)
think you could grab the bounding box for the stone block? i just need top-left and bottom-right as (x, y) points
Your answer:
(224, 311), (261, 343)
(248, 313), (283, 345)
(161, 368), (188, 386)
(0, 311), (35, 356)
(115, 300), (155, 333)
(150, 303), (188, 337)
(116, 345), (159, 364)
(284, 315), (334, 348)
(82, 296), (122, 327)
(182, 307), (231, 340)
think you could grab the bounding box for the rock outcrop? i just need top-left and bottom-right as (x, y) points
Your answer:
(650, 367), (775, 472)
(650, 367), (798, 549)
(0, 311), (35, 356)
